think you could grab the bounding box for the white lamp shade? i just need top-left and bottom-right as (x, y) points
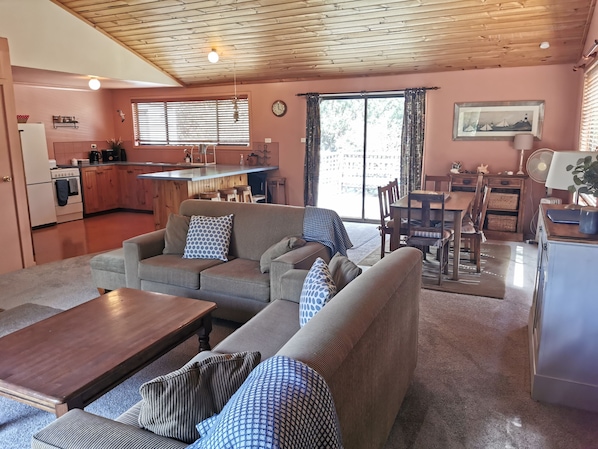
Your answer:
(88, 78), (101, 90)
(513, 133), (534, 150)
(545, 151), (589, 191)
(207, 50), (219, 63)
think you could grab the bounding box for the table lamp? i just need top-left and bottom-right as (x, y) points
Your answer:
(545, 151), (589, 208)
(514, 133), (534, 175)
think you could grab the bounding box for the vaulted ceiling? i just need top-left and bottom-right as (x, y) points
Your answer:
(48, 0), (598, 87)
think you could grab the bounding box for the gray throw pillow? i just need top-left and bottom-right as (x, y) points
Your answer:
(163, 214), (190, 255)
(138, 350), (261, 443)
(329, 252), (362, 291)
(259, 236), (306, 273)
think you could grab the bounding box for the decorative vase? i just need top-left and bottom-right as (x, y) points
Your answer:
(579, 207), (598, 234)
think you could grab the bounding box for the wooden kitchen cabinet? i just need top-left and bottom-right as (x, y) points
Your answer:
(81, 166), (119, 214)
(450, 173), (527, 241)
(529, 205), (598, 412)
(118, 165), (162, 211)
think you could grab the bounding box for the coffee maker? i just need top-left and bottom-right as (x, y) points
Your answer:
(89, 150), (101, 164)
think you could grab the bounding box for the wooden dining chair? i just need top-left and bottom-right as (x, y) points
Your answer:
(405, 192), (454, 285)
(377, 178), (400, 259)
(460, 185), (492, 272)
(422, 174), (452, 192)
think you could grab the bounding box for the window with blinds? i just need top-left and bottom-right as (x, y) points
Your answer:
(132, 97), (250, 146)
(580, 63), (598, 152)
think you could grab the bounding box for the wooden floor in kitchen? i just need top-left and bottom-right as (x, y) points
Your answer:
(31, 211), (156, 265)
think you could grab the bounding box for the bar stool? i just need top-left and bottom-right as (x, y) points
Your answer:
(218, 188), (238, 202)
(234, 185), (253, 203)
(198, 192), (221, 201)
(267, 177), (287, 205)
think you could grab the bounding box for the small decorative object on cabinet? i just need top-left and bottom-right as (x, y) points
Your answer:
(449, 173), (527, 241)
(52, 115), (78, 128)
(529, 204), (598, 412)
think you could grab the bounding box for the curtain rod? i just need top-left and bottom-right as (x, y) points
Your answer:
(296, 87), (439, 97)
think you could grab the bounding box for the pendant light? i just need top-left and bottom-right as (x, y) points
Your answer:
(232, 63), (239, 122)
(88, 77), (101, 90)
(208, 49), (219, 63)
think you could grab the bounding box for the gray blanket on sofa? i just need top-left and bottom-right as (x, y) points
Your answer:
(303, 206), (353, 256)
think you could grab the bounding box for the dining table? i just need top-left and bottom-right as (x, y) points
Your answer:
(390, 190), (475, 281)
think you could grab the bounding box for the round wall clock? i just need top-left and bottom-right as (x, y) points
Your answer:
(272, 100), (287, 117)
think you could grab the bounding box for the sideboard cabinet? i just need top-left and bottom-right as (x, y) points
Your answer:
(528, 204), (598, 412)
(450, 173), (527, 241)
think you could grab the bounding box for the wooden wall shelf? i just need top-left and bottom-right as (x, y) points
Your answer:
(52, 115), (78, 129)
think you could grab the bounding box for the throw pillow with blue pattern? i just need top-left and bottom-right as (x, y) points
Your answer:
(187, 355), (343, 449)
(299, 257), (337, 327)
(184, 214), (233, 262)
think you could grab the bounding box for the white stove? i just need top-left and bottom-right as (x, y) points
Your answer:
(50, 167), (83, 222)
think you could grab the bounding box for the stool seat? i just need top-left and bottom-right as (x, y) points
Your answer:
(233, 185), (253, 203)
(198, 192), (221, 201)
(218, 188), (238, 201)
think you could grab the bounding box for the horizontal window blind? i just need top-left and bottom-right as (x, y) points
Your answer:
(580, 63), (598, 152)
(132, 98), (249, 146)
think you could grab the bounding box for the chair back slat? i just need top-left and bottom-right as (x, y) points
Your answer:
(422, 174), (452, 192)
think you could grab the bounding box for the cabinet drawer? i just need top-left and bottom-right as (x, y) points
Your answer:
(486, 177), (524, 188)
(450, 175), (478, 187)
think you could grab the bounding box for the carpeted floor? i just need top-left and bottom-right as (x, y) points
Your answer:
(1, 232), (598, 448)
(359, 243), (510, 299)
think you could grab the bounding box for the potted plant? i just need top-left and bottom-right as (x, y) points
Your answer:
(566, 153), (598, 197)
(107, 137), (126, 161)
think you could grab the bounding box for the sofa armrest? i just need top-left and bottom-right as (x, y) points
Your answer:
(269, 241), (329, 301)
(123, 229), (166, 289)
(31, 409), (187, 449)
(279, 269), (309, 304)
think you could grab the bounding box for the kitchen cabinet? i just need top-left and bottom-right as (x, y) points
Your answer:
(450, 173), (527, 241)
(118, 165), (165, 211)
(529, 204), (598, 412)
(81, 166), (119, 214)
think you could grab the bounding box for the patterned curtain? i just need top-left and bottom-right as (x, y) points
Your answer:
(304, 93), (321, 206)
(399, 88), (427, 197)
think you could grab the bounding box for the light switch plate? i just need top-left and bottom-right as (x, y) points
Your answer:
(265, 138), (272, 143)
(300, 137), (306, 143)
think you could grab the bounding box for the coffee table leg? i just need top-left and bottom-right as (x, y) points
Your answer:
(197, 314), (213, 352)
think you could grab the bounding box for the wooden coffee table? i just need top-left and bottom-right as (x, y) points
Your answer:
(0, 288), (216, 417)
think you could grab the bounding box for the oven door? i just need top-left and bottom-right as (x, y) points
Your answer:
(53, 176), (82, 206)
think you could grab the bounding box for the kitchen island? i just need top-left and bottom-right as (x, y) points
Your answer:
(139, 164), (278, 229)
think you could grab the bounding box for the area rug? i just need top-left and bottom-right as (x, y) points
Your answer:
(359, 243), (510, 299)
(0, 303), (63, 338)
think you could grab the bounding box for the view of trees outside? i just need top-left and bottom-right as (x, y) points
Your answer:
(317, 96), (404, 220)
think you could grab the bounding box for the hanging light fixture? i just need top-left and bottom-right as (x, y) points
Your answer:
(208, 49), (219, 63)
(232, 63), (239, 123)
(88, 77), (101, 90)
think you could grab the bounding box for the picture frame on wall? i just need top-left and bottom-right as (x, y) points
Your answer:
(453, 100), (545, 140)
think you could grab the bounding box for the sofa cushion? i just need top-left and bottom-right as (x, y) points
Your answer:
(259, 236), (306, 273)
(138, 350), (261, 444)
(188, 356), (342, 449)
(139, 254), (223, 290)
(201, 258), (270, 302)
(299, 257), (336, 327)
(184, 214), (234, 261)
(329, 252), (362, 291)
(163, 214), (190, 255)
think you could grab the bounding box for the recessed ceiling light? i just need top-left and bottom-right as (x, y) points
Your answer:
(539, 42), (550, 49)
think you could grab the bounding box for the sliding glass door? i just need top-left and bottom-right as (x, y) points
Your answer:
(317, 94), (404, 220)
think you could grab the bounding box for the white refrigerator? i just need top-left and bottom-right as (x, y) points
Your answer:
(18, 123), (57, 227)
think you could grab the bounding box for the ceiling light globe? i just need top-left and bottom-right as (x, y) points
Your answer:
(208, 50), (219, 63)
(539, 41), (550, 49)
(88, 78), (101, 90)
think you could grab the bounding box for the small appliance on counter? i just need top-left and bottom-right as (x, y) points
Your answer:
(101, 149), (119, 162)
(89, 150), (101, 163)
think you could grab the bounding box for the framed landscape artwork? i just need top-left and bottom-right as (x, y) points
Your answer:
(453, 100), (545, 140)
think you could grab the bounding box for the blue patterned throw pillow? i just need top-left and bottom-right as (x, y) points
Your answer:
(299, 257), (337, 327)
(183, 214), (233, 262)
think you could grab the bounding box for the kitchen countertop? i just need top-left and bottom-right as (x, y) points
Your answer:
(137, 164), (278, 181)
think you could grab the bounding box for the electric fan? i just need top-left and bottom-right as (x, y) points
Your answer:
(526, 148), (561, 243)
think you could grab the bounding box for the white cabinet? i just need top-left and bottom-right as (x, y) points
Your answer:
(529, 205), (598, 412)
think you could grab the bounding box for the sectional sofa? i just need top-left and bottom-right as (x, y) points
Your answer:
(32, 246), (422, 449)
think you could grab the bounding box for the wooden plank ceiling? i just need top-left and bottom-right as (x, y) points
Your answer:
(51, 0), (597, 87)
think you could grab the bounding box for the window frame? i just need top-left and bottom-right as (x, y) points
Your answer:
(578, 61), (598, 206)
(131, 96), (250, 147)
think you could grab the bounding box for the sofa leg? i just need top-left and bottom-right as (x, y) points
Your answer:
(197, 314), (213, 352)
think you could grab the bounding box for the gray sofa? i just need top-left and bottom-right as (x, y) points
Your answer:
(32, 247), (422, 449)
(123, 200), (331, 323)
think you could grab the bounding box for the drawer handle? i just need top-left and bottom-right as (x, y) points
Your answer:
(463, 179), (472, 185)
(501, 180), (509, 185)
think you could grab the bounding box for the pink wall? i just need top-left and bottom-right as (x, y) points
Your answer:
(14, 62), (584, 237)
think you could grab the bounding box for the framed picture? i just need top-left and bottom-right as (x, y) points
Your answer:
(452, 100), (545, 140)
